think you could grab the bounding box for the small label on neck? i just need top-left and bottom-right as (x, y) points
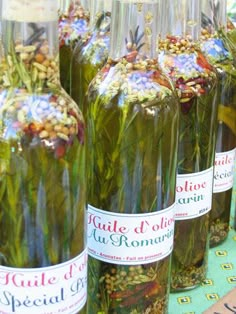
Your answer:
(2, 0), (57, 22)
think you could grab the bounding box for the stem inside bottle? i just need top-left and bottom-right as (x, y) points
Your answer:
(109, 0), (161, 60)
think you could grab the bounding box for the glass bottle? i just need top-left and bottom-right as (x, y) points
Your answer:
(85, 0), (179, 313)
(200, 0), (236, 247)
(159, 0), (218, 290)
(59, 0), (90, 93)
(71, 0), (112, 109)
(0, 1), (87, 313)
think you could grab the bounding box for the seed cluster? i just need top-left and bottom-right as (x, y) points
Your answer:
(2, 41), (59, 90)
(91, 57), (173, 106)
(159, 36), (197, 55)
(96, 265), (163, 312)
(99, 265), (156, 295)
(171, 264), (206, 290)
(201, 28), (231, 60)
(0, 89), (83, 148)
(78, 26), (110, 66)
(143, 296), (167, 314)
(210, 220), (228, 246)
(159, 36), (216, 113)
(58, 2), (90, 46)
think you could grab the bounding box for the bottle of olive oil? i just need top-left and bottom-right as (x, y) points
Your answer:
(200, 0), (236, 247)
(85, 0), (179, 313)
(71, 0), (112, 110)
(0, 1), (87, 313)
(159, 0), (218, 291)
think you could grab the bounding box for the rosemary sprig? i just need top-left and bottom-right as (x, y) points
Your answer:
(125, 26), (145, 52)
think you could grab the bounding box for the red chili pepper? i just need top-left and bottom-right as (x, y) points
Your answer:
(120, 281), (161, 307)
(77, 122), (85, 144)
(167, 35), (177, 44)
(68, 109), (78, 119)
(196, 52), (213, 71)
(55, 144), (66, 159)
(180, 99), (194, 114)
(151, 72), (172, 89)
(25, 122), (42, 135)
(125, 50), (138, 62)
(60, 39), (66, 48)
(101, 66), (110, 74)
(110, 281), (161, 300)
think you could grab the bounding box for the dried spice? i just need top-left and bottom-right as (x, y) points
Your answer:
(59, 1), (90, 47)
(159, 36), (218, 290)
(88, 261), (169, 313)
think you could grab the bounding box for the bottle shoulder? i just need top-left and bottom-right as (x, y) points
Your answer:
(87, 58), (179, 110)
(0, 87), (85, 152)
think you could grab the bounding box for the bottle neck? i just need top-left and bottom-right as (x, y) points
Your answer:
(59, 0), (70, 13)
(89, 0), (112, 29)
(162, 0), (201, 41)
(59, 0), (90, 17)
(109, 0), (161, 61)
(1, 0), (60, 91)
(80, 0), (90, 11)
(201, 0), (227, 33)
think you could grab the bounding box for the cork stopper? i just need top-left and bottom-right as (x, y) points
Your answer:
(2, 0), (58, 22)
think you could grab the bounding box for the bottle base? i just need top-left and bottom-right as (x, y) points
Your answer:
(170, 283), (201, 292)
(210, 225), (229, 248)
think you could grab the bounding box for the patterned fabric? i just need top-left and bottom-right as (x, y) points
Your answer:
(168, 163), (236, 314)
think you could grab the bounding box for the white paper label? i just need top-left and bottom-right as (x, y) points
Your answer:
(0, 250), (87, 314)
(213, 148), (236, 193)
(87, 204), (175, 265)
(175, 167), (214, 220)
(2, 0), (57, 22)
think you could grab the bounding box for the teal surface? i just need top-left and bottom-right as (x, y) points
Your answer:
(168, 165), (236, 314)
(168, 229), (236, 314)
